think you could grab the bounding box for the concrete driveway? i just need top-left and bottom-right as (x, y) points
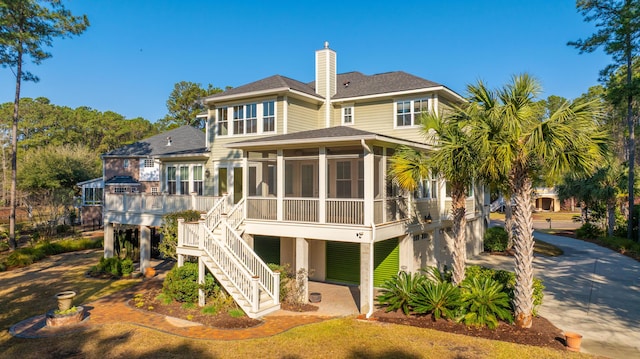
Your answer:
(468, 230), (640, 358)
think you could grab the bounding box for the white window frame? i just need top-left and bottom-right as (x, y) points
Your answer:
(123, 159), (129, 169)
(394, 98), (431, 128)
(144, 159), (154, 168)
(262, 100), (276, 133)
(245, 103), (257, 134)
(217, 107), (228, 136)
(342, 105), (354, 125)
(165, 163), (206, 195)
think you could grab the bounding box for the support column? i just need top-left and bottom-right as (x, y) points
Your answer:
(319, 147), (327, 223)
(140, 225), (151, 273)
(104, 222), (114, 258)
(363, 141), (374, 225)
(198, 257), (205, 307)
(295, 237), (309, 302)
(277, 149), (284, 221)
(398, 234), (413, 272)
(360, 242), (373, 316)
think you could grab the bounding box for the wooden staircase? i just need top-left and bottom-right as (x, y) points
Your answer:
(177, 196), (280, 318)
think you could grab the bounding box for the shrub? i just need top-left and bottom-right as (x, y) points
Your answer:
(576, 222), (603, 239)
(121, 258), (134, 276)
(410, 281), (462, 320)
(460, 277), (513, 329)
(268, 263), (293, 303)
(465, 265), (544, 316)
(483, 227), (509, 252)
(421, 266), (451, 284)
(98, 257), (122, 277)
(162, 262), (218, 303)
(376, 271), (426, 315)
(5, 247), (46, 267)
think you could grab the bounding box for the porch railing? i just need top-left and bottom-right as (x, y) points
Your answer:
(284, 198), (318, 222)
(246, 198), (277, 220)
(105, 193), (219, 215)
(326, 199), (364, 225)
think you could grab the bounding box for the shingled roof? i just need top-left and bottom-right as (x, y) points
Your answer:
(206, 71), (444, 102)
(226, 126), (428, 149)
(205, 75), (321, 100)
(103, 125), (208, 157)
(329, 71), (442, 99)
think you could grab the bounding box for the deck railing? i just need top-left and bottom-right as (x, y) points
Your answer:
(246, 198), (277, 220)
(105, 193), (219, 215)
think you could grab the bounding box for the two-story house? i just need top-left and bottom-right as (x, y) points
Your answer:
(102, 42), (487, 319)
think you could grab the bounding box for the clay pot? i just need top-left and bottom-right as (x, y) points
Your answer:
(55, 290), (77, 311)
(309, 292), (322, 303)
(144, 267), (156, 278)
(565, 331), (583, 352)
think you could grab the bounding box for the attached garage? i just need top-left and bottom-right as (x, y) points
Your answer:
(253, 236), (280, 265)
(326, 241), (360, 284)
(325, 238), (399, 287)
(373, 238), (399, 287)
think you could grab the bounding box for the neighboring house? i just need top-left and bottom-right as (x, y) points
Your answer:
(77, 177), (103, 228)
(102, 42), (487, 318)
(534, 187), (561, 212)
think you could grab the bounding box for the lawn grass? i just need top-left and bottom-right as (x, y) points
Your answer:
(0, 249), (580, 358)
(490, 211), (581, 222)
(0, 249), (137, 331)
(534, 239), (564, 257)
(0, 318), (581, 359)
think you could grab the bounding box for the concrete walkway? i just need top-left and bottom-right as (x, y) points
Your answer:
(468, 230), (640, 359)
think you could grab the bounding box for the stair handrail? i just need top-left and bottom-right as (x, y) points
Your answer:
(204, 195), (228, 230)
(220, 220), (280, 303)
(226, 198), (246, 231)
(201, 224), (256, 308)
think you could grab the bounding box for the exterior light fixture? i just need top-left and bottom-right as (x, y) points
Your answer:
(425, 213), (432, 224)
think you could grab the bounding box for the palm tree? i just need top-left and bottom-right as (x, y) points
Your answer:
(389, 111), (477, 285)
(468, 74), (608, 328)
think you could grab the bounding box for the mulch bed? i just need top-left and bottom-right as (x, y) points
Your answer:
(372, 309), (566, 350)
(129, 280), (262, 329)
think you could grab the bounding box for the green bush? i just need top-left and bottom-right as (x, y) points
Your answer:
(460, 277), (513, 329)
(465, 265), (544, 316)
(483, 227), (509, 252)
(97, 257), (122, 277)
(268, 263), (293, 302)
(576, 222), (603, 239)
(162, 262), (218, 303)
(5, 247), (46, 267)
(376, 271), (426, 315)
(410, 281), (461, 320)
(121, 258), (134, 276)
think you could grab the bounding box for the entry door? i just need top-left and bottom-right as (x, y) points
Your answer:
(233, 167), (243, 204)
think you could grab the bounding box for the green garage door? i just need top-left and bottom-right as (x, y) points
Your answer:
(253, 236), (280, 265)
(374, 238), (399, 287)
(326, 242), (360, 284)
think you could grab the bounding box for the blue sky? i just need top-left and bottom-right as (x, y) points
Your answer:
(0, 0), (611, 122)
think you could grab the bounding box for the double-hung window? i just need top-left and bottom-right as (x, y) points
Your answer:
(263, 101), (275, 132)
(245, 103), (257, 134)
(193, 165), (203, 195)
(217, 107), (228, 136)
(179, 166), (189, 194)
(396, 98), (430, 127)
(233, 105), (244, 135)
(167, 166), (177, 194)
(342, 106), (354, 125)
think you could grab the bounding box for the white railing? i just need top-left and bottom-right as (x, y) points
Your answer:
(201, 225), (256, 307)
(204, 195), (228, 230)
(179, 221), (200, 247)
(326, 198), (364, 225)
(104, 193), (220, 215)
(283, 198), (318, 222)
(226, 198), (246, 230)
(246, 198), (277, 220)
(220, 219), (279, 303)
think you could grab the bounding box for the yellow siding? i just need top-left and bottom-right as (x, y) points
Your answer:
(287, 97), (319, 133)
(316, 52), (326, 96)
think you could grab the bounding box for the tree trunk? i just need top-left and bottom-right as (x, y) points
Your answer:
(625, 33), (636, 241)
(510, 167), (535, 329)
(607, 198), (616, 238)
(9, 50), (22, 250)
(450, 185), (467, 286)
(505, 197), (514, 250)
